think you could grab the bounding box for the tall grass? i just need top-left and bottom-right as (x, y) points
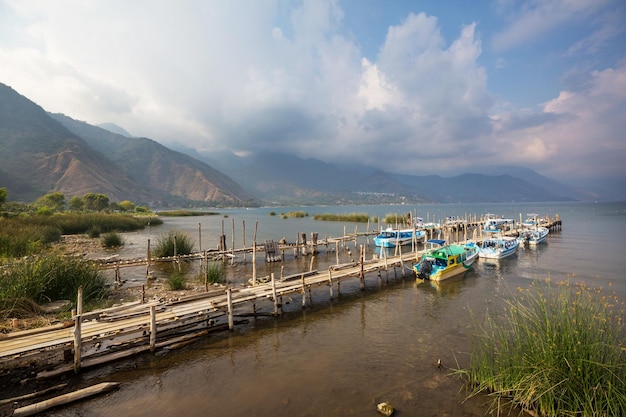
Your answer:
(382, 213), (409, 225)
(101, 232), (124, 248)
(312, 212), (371, 222)
(0, 254), (108, 317)
(0, 213), (162, 258)
(153, 231), (196, 257)
(204, 261), (224, 285)
(279, 211), (308, 219)
(457, 278), (626, 417)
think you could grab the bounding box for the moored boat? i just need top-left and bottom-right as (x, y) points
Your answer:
(519, 226), (549, 245)
(479, 236), (520, 259)
(374, 228), (425, 248)
(413, 242), (479, 281)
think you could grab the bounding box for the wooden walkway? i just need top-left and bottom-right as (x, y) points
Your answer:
(0, 248), (418, 378)
(0, 213), (562, 379)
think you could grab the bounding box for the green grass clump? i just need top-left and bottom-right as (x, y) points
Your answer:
(457, 278), (626, 417)
(204, 261), (224, 285)
(153, 231), (196, 257)
(312, 212), (370, 222)
(280, 211), (308, 218)
(101, 232), (124, 248)
(166, 270), (186, 291)
(0, 254), (108, 317)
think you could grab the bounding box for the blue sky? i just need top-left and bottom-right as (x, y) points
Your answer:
(1, 0), (625, 193)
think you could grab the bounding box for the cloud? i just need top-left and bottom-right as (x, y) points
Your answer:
(492, 0), (607, 52)
(0, 0), (624, 187)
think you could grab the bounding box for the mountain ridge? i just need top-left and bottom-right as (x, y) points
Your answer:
(0, 81), (606, 207)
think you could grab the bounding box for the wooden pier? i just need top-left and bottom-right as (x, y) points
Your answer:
(0, 213), (562, 380)
(1, 247), (418, 379)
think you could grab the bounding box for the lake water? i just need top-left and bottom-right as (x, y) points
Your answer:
(47, 201), (626, 417)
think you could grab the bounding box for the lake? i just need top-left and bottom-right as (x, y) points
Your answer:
(47, 201), (626, 416)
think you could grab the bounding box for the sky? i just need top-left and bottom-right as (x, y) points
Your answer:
(1, 0), (625, 190)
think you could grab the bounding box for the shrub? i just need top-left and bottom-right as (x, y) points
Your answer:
(457, 278), (626, 417)
(101, 232), (124, 248)
(153, 231), (196, 257)
(88, 226), (101, 238)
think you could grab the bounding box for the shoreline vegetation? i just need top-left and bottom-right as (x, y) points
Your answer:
(456, 279), (626, 417)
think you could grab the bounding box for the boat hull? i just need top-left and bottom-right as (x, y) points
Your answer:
(413, 243), (479, 282)
(479, 236), (520, 259)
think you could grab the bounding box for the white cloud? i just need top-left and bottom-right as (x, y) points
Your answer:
(0, 0), (624, 186)
(492, 0), (607, 52)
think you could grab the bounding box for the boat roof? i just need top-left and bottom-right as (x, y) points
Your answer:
(426, 239), (446, 245)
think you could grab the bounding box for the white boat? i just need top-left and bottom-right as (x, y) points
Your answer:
(519, 226), (549, 245)
(479, 236), (520, 259)
(374, 228), (425, 248)
(482, 215), (515, 233)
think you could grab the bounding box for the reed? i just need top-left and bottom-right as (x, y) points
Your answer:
(0, 254), (107, 317)
(282, 211), (308, 218)
(166, 270), (186, 291)
(101, 232), (124, 248)
(382, 213), (409, 225)
(312, 212), (370, 222)
(155, 210), (220, 217)
(204, 261), (224, 284)
(456, 278), (626, 417)
(152, 231), (196, 257)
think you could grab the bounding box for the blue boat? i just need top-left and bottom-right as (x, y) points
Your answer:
(374, 228), (425, 248)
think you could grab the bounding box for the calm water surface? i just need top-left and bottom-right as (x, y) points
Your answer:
(47, 202), (626, 417)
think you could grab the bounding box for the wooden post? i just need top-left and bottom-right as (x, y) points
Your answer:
(359, 245), (365, 290)
(242, 220), (246, 264)
(77, 286), (83, 316)
(253, 221), (258, 284)
(231, 219), (235, 265)
(301, 274), (306, 308)
(271, 273), (279, 316)
(146, 238), (151, 279)
(328, 269), (333, 299)
(73, 314), (82, 373)
(150, 305), (156, 353)
(335, 240), (339, 265)
(198, 222), (202, 252)
(204, 251), (209, 291)
(227, 288), (234, 330)
(309, 255), (315, 272)
(252, 243), (257, 285)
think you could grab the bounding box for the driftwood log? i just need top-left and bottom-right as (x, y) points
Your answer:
(12, 382), (120, 417)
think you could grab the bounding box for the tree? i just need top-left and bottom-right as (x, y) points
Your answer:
(119, 200), (136, 212)
(82, 193), (110, 211)
(0, 188), (7, 206)
(69, 196), (84, 211)
(35, 192), (66, 212)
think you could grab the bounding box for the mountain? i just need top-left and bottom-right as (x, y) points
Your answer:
(1, 81), (594, 207)
(189, 150), (576, 204)
(50, 114), (254, 206)
(0, 82), (254, 206)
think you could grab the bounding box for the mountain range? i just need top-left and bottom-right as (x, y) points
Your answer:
(0, 82), (603, 207)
